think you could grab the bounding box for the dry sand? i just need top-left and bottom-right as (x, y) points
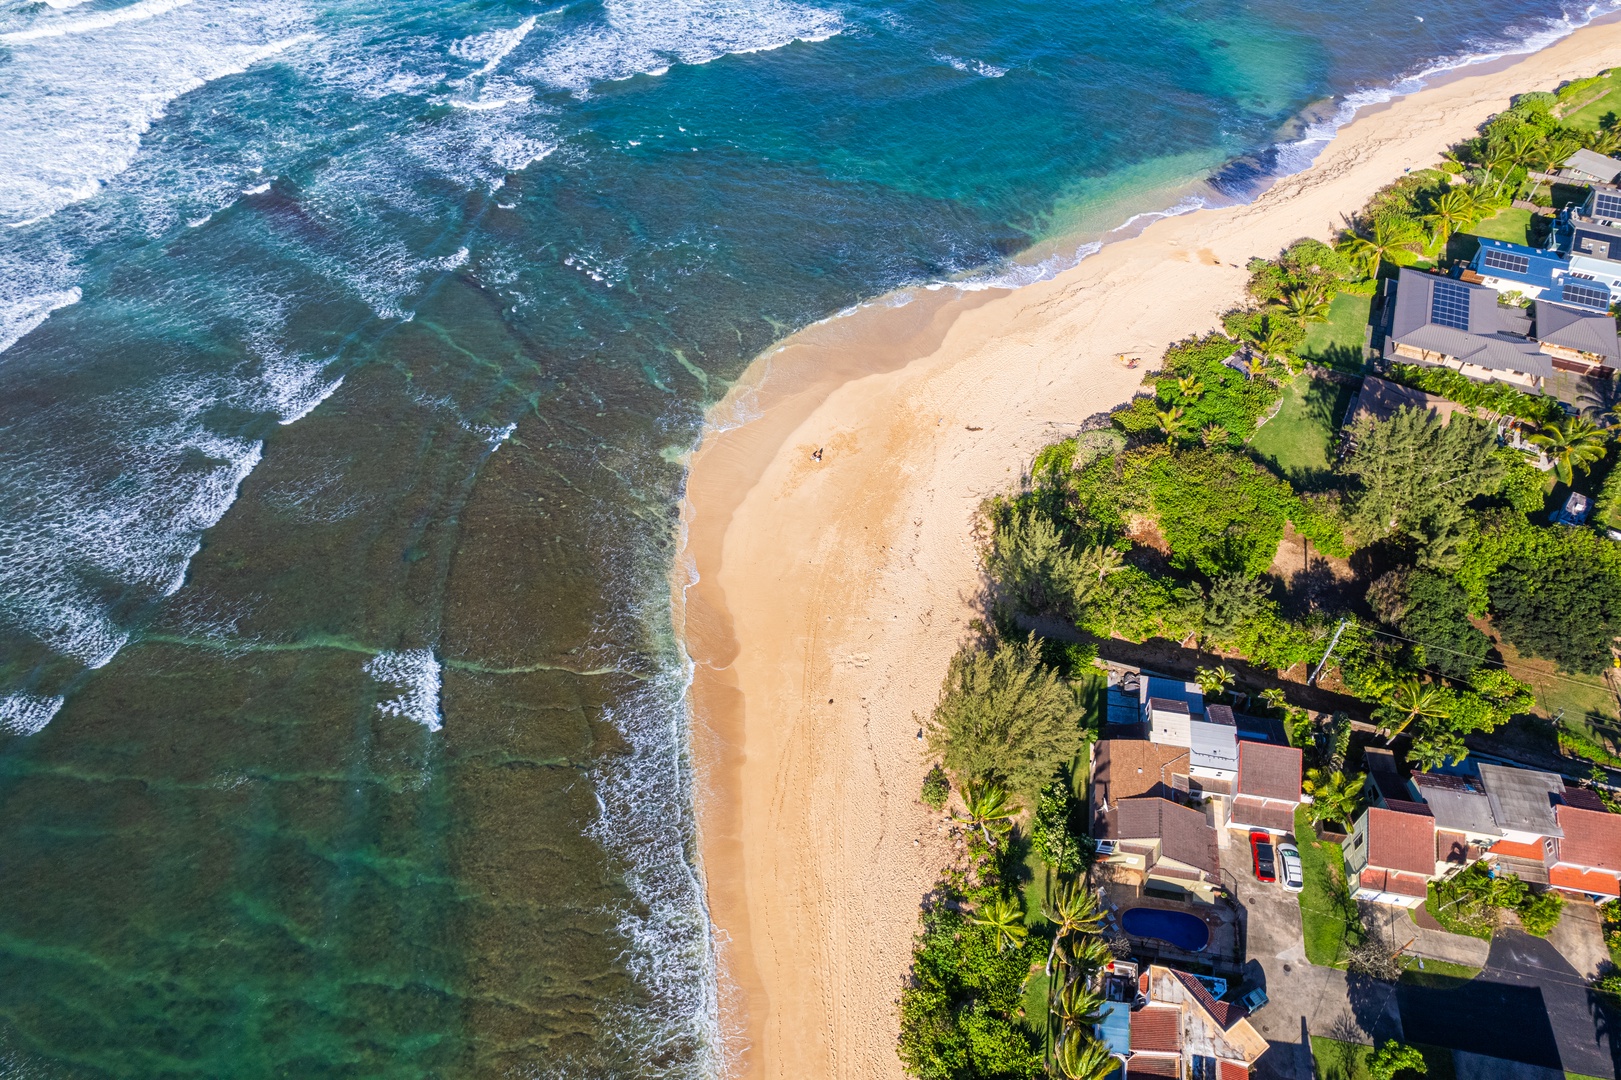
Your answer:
(678, 20), (1621, 1080)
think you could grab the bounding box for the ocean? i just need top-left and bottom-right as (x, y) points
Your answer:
(0, 0), (1608, 1074)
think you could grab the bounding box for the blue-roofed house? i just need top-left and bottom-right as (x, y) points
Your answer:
(1467, 237), (1620, 311)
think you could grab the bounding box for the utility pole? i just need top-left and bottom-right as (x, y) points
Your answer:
(1308, 618), (1349, 687)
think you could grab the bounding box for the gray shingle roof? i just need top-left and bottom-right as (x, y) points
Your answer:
(1478, 763), (1565, 837)
(1412, 772), (1502, 837)
(1564, 148), (1621, 183)
(1535, 299), (1621, 363)
(1388, 270), (1552, 377)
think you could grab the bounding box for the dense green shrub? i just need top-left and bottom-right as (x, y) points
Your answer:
(1125, 447), (1294, 577)
(921, 764), (951, 811)
(1385, 363), (1565, 424)
(1490, 548), (1621, 673)
(1341, 407), (1506, 553)
(1368, 569), (1490, 679)
(1497, 448), (1550, 515)
(1030, 779), (1084, 875)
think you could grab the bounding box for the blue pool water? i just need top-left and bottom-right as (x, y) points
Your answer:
(1123, 906), (1212, 952)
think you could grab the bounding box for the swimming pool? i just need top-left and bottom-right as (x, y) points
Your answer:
(1121, 907), (1210, 952)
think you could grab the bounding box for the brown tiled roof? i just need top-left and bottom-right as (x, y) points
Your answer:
(1091, 738), (1189, 833)
(1116, 797), (1220, 875)
(1366, 806), (1437, 875)
(1556, 804), (1621, 872)
(1218, 1061), (1250, 1080)
(1130, 1004), (1181, 1052)
(1236, 741), (1301, 802)
(1171, 968), (1248, 1030)
(1564, 788), (1609, 812)
(1228, 795), (1296, 834)
(1550, 864), (1621, 896)
(1385, 798), (1433, 817)
(1126, 1057), (1180, 1078)
(1358, 868), (1429, 898)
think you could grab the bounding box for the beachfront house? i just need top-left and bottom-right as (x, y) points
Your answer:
(1383, 268), (1620, 388)
(1094, 795), (1222, 902)
(1121, 965), (1269, 1079)
(1141, 674), (1206, 743)
(1225, 740), (1304, 837)
(1548, 795), (1621, 900)
(1559, 147), (1621, 185)
(1344, 803), (1440, 908)
(1466, 237), (1621, 314)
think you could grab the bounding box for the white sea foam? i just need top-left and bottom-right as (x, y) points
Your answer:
(0, 694), (65, 736)
(242, 181), (272, 195)
(0, 0), (314, 227)
(0, 0), (197, 43)
(937, 53), (1006, 78)
(365, 650), (443, 731)
(451, 14), (539, 78)
(522, 0), (842, 94)
(0, 287), (81, 357)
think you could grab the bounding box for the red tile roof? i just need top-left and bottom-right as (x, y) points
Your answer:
(1550, 864), (1621, 897)
(1130, 1004), (1181, 1052)
(1358, 868), (1429, 898)
(1218, 1061), (1250, 1080)
(1171, 968), (1248, 1030)
(1488, 838), (1546, 861)
(1366, 806), (1437, 875)
(1556, 804), (1621, 873)
(1236, 741), (1302, 802)
(1126, 1057), (1180, 1078)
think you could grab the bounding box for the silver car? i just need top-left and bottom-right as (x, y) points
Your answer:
(1277, 842), (1304, 893)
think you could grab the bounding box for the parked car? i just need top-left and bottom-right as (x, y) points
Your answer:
(1277, 842), (1304, 893)
(1249, 829), (1276, 883)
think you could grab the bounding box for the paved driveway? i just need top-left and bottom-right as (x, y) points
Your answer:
(1396, 928), (1620, 1077)
(1218, 828), (1402, 1080)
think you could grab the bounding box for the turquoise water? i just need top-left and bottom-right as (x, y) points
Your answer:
(0, 0), (1609, 1074)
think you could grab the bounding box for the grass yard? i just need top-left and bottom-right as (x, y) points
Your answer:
(1558, 70), (1621, 131)
(1399, 956), (1482, 987)
(1300, 292), (1372, 373)
(1311, 1037), (1456, 1080)
(1249, 374), (1355, 484)
(1294, 806), (1359, 967)
(1494, 634), (1621, 729)
(1424, 882), (1494, 941)
(1468, 207), (1536, 247)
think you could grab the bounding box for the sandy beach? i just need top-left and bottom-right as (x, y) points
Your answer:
(679, 20), (1621, 1080)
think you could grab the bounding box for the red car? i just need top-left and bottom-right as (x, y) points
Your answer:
(1250, 830), (1277, 883)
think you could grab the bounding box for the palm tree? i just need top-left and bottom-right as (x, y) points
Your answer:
(1282, 284), (1330, 323)
(1243, 353), (1270, 379)
(1155, 404), (1185, 444)
(1053, 979), (1106, 1027)
(1259, 687), (1289, 714)
(1043, 880), (1106, 974)
(1337, 217), (1421, 278)
(1054, 1029), (1117, 1080)
(1529, 416), (1609, 485)
(1536, 133), (1581, 177)
(1376, 678), (1449, 741)
(1590, 123), (1621, 157)
(1200, 423), (1228, 448)
(1424, 187), (1479, 246)
(1195, 664), (1235, 700)
(1302, 767), (1363, 828)
(1253, 320), (1295, 366)
(967, 895), (1028, 952)
(954, 780), (1015, 843)
(1058, 933), (1113, 978)
(1176, 374), (1204, 399)
(1489, 127), (1543, 196)
(1075, 544), (1124, 584)
(1410, 730), (1468, 772)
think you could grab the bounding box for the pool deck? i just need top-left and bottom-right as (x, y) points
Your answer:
(1095, 875), (1246, 975)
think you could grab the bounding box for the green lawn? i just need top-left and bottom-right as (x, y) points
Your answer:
(1400, 956), (1482, 987)
(1469, 207), (1535, 247)
(1311, 1037), (1456, 1080)
(1559, 71), (1621, 131)
(1300, 292), (1373, 373)
(1249, 374), (1355, 483)
(1294, 806), (1359, 967)
(1424, 882), (1494, 941)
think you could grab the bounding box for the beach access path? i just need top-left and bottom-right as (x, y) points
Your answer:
(679, 18), (1621, 1080)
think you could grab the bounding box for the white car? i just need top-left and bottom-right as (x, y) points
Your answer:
(1277, 842), (1304, 893)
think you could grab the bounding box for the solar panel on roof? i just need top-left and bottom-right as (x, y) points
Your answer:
(1563, 280), (1612, 309)
(1430, 279), (1472, 330)
(1482, 248), (1531, 275)
(1594, 191), (1621, 219)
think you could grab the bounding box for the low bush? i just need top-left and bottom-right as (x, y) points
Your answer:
(921, 764), (951, 811)
(1385, 363), (1565, 424)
